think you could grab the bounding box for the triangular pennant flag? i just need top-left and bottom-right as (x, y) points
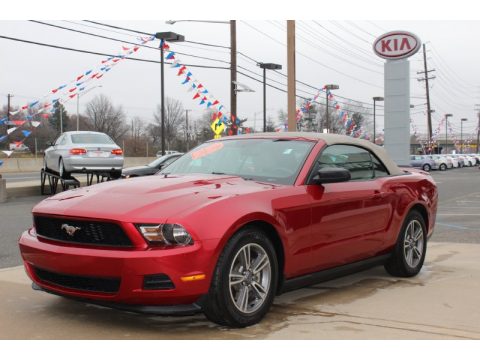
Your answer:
(31, 121), (41, 128)
(58, 84), (67, 90)
(41, 114), (49, 119)
(76, 75), (84, 81)
(85, 70), (93, 76)
(181, 77), (190, 85)
(0, 135), (8, 143)
(13, 120), (26, 126)
(7, 127), (17, 135)
(21, 105), (28, 110)
(202, 89), (209, 94)
(133, 46), (139, 52)
(170, 60), (180, 68)
(212, 100), (219, 106)
(207, 102), (212, 108)
(2, 150), (13, 157)
(197, 84), (204, 89)
(166, 51), (175, 60)
(96, 74), (104, 79)
(51, 88), (58, 94)
(69, 87), (77, 93)
(193, 93), (201, 100)
(22, 130), (32, 138)
(9, 110), (20, 116)
(122, 46), (130, 51)
(29, 101), (39, 108)
(177, 66), (187, 76)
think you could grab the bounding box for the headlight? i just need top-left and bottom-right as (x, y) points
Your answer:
(137, 223), (193, 247)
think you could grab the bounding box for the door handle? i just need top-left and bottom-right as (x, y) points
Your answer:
(372, 191), (386, 200)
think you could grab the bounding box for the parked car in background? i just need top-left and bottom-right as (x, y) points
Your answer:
(9, 143), (30, 152)
(410, 155), (437, 171)
(121, 153), (183, 178)
(446, 156), (459, 168)
(471, 154), (480, 165)
(450, 154), (465, 167)
(20, 133), (438, 327)
(43, 131), (124, 179)
(463, 155), (476, 167)
(428, 155), (449, 171)
(156, 150), (180, 157)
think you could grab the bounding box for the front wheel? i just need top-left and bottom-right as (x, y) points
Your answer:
(58, 158), (70, 179)
(422, 164), (431, 172)
(203, 226), (278, 328)
(385, 210), (427, 277)
(439, 163), (447, 171)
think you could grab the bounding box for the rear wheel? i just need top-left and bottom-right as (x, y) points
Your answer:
(439, 163), (447, 171)
(110, 170), (122, 180)
(422, 164), (431, 172)
(58, 158), (70, 179)
(385, 210), (427, 277)
(203, 226), (278, 328)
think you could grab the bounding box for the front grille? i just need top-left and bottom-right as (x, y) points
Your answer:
(34, 267), (120, 294)
(34, 216), (133, 247)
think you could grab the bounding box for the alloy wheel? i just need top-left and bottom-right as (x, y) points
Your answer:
(229, 243), (271, 314)
(403, 219), (424, 268)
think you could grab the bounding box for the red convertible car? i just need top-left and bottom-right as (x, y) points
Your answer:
(19, 133), (437, 327)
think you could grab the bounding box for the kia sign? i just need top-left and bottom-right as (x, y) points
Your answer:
(373, 31), (421, 60)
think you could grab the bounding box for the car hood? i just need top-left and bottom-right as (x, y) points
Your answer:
(33, 174), (283, 223)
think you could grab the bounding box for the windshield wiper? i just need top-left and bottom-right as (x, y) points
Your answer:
(211, 172), (227, 175)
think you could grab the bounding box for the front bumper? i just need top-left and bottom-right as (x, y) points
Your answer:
(19, 230), (213, 308)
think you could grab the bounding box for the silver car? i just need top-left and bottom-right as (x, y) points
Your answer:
(44, 131), (124, 179)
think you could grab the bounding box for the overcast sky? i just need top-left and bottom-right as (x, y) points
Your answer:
(1, 18), (479, 137)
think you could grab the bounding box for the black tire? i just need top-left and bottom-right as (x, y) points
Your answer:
(58, 158), (70, 179)
(43, 157), (50, 172)
(422, 164), (431, 172)
(439, 163), (447, 171)
(384, 210), (427, 277)
(203, 226), (278, 328)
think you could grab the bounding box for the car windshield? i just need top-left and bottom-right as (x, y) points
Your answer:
(160, 138), (315, 185)
(70, 133), (115, 144)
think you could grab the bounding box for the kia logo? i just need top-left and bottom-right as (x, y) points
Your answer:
(373, 31), (421, 60)
(61, 224), (81, 236)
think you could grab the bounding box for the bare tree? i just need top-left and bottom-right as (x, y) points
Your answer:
(151, 97), (185, 150)
(85, 94), (129, 141)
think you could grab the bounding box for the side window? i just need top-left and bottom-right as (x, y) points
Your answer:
(316, 145), (374, 181)
(371, 154), (389, 178)
(54, 135), (64, 146)
(59, 135), (68, 146)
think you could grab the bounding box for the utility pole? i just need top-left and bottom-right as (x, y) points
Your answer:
(185, 109), (191, 151)
(287, 20), (296, 131)
(230, 20), (237, 135)
(476, 105), (480, 153)
(7, 94), (13, 122)
(417, 44), (436, 144)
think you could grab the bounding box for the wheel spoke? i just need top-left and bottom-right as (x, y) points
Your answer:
(413, 246), (422, 259)
(236, 285), (250, 312)
(230, 273), (244, 286)
(414, 228), (423, 242)
(409, 223), (415, 239)
(406, 248), (414, 266)
(241, 245), (251, 269)
(252, 254), (269, 274)
(251, 281), (267, 300)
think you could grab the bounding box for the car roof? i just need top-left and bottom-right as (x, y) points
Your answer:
(217, 132), (403, 176)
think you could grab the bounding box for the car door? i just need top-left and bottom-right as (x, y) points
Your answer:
(306, 144), (395, 272)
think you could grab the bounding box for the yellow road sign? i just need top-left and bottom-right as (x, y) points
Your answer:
(211, 120), (225, 136)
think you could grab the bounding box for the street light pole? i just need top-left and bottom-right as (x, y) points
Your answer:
(324, 84), (339, 133)
(185, 109), (191, 151)
(155, 31), (185, 156)
(373, 96), (384, 144)
(461, 118), (467, 154)
(445, 113), (453, 154)
(258, 62), (282, 132)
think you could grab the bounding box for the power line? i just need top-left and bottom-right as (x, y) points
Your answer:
(83, 20), (230, 49)
(0, 35), (230, 70)
(240, 21), (383, 89)
(29, 20), (231, 66)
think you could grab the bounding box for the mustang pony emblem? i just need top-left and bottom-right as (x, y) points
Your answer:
(61, 224), (81, 236)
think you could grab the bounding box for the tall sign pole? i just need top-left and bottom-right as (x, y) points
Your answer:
(287, 20), (296, 131)
(373, 31), (421, 166)
(230, 20), (237, 134)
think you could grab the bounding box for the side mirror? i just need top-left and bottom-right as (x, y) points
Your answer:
(311, 167), (351, 184)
